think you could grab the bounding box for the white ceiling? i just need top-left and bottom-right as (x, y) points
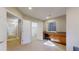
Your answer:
(18, 7), (66, 20)
(7, 12), (18, 19)
(7, 13), (19, 25)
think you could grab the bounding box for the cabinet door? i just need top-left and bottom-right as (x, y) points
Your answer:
(0, 8), (7, 51)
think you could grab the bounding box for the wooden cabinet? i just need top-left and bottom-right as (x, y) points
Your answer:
(48, 32), (66, 45)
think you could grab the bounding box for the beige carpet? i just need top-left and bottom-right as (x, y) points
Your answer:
(7, 40), (66, 51)
(7, 37), (20, 49)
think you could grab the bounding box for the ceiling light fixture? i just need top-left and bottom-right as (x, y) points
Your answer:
(46, 9), (52, 19)
(46, 16), (50, 19)
(46, 14), (51, 19)
(28, 7), (32, 10)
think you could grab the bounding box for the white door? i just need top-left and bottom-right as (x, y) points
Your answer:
(0, 8), (7, 51)
(21, 20), (32, 44)
(32, 22), (38, 40)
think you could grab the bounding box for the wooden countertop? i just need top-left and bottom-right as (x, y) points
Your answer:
(46, 32), (66, 45)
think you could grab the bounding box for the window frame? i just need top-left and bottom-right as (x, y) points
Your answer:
(47, 21), (56, 32)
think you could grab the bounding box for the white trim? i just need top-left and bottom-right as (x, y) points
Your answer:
(6, 9), (23, 20)
(47, 31), (56, 33)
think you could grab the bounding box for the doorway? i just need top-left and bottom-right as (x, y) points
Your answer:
(7, 12), (22, 49)
(32, 22), (38, 41)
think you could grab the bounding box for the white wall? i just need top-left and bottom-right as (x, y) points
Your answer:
(0, 8), (7, 51)
(44, 15), (66, 32)
(32, 22), (38, 40)
(66, 8), (79, 51)
(7, 7), (43, 42)
(37, 22), (43, 40)
(7, 7), (23, 19)
(0, 7), (44, 50)
(56, 16), (66, 32)
(23, 16), (43, 40)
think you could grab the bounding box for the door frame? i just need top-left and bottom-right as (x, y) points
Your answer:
(7, 11), (23, 47)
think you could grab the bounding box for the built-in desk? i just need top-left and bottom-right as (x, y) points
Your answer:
(47, 32), (66, 45)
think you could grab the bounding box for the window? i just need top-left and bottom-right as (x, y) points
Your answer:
(48, 22), (56, 32)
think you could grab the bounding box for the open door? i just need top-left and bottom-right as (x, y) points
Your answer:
(21, 20), (32, 44)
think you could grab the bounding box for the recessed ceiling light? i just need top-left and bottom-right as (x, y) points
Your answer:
(46, 16), (50, 19)
(46, 17), (49, 19)
(28, 7), (32, 10)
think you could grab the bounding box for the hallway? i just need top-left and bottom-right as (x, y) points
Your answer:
(7, 40), (66, 51)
